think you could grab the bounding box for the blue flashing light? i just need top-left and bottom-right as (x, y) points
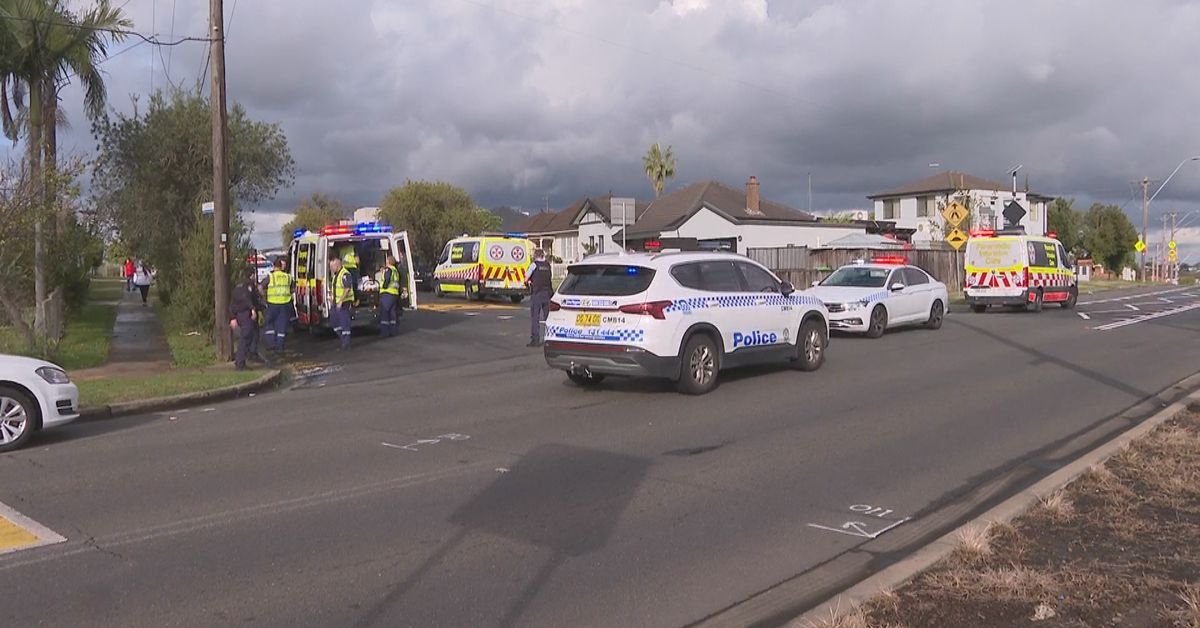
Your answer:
(505, 232), (527, 238)
(626, 266), (639, 275)
(353, 222), (394, 235)
(293, 229), (306, 238)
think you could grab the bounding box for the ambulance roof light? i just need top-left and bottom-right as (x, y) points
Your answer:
(1047, 231), (1058, 239)
(293, 229), (306, 238)
(505, 232), (527, 238)
(970, 229), (995, 237)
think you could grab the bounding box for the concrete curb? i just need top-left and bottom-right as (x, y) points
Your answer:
(788, 388), (1200, 627)
(77, 369), (284, 421)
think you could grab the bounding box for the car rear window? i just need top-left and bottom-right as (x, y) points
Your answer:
(559, 265), (656, 296)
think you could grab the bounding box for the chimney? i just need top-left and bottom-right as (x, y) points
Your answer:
(746, 176), (760, 213)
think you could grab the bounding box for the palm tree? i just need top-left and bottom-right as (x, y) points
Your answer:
(0, 0), (128, 333)
(642, 143), (677, 198)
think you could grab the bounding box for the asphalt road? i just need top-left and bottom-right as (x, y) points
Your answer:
(4, 285), (1200, 628)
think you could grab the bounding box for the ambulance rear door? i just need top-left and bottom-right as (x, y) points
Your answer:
(392, 231), (417, 309)
(965, 236), (1028, 297)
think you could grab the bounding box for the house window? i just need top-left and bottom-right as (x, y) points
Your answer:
(882, 200), (898, 220)
(917, 197), (934, 218)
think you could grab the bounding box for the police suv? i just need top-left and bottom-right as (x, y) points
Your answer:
(808, 257), (949, 338)
(542, 252), (829, 395)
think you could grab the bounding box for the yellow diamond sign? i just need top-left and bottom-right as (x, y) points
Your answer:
(945, 228), (968, 250)
(1134, 239), (1146, 253)
(1169, 240), (1177, 250)
(1169, 249), (1178, 262)
(942, 202), (968, 227)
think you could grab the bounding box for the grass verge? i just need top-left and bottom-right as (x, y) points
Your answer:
(87, 278), (126, 302)
(154, 300), (221, 367)
(77, 368), (268, 407)
(0, 282), (119, 369)
(848, 411), (1200, 628)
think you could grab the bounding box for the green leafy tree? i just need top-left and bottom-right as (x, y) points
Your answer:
(1047, 197), (1082, 253)
(0, 0), (129, 334)
(282, 193), (347, 246)
(92, 89), (294, 329)
(1081, 203), (1139, 274)
(378, 180), (499, 262)
(642, 142), (676, 198)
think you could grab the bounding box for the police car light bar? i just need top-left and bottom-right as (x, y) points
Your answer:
(871, 256), (908, 265)
(320, 222), (394, 236)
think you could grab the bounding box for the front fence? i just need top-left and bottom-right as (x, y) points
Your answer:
(749, 246), (966, 294)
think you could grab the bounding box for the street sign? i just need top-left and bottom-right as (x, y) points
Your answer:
(1002, 200), (1026, 226)
(201, 201), (214, 215)
(1169, 240), (1177, 250)
(1134, 238), (1146, 253)
(945, 228), (968, 250)
(941, 202), (968, 227)
(1169, 249), (1178, 262)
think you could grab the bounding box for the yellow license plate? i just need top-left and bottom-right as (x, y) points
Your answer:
(575, 313), (601, 326)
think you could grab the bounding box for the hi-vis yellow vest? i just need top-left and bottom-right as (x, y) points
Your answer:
(266, 270), (292, 304)
(334, 268), (354, 305)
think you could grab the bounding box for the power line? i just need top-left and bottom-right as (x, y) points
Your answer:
(0, 14), (214, 47)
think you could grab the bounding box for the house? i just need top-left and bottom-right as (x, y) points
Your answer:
(617, 177), (865, 255)
(516, 195), (649, 263)
(867, 171), (1051, 242)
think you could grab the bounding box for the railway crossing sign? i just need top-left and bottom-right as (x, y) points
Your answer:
(945, 228), (968, 250)
(1135, 239), (1146, 253)
(941, 202), (968, 227)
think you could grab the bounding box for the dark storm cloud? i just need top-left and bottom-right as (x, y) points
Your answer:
(17, 0), (1200, 248)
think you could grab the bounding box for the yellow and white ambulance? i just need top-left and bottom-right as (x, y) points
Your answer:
(964, 229), (1077, 313)
(432, 235), (533, 303)
(288, 222), (416, 332)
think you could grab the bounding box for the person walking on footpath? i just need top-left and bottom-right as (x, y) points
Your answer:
(133, 262), (153, 306)
(330, 257), (355, 350)
(378, 254), (404, 338)
(123, 258), (135, 292)
(525, 248), (552, 347)
(262, 258), (294, 351)
(230, 268), (262, 370)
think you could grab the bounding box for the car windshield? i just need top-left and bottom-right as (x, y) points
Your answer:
(559, 265), (656, 296)
(820, 266), (890, 288)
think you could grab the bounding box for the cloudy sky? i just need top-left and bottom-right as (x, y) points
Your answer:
(11, 0), (1200, 257)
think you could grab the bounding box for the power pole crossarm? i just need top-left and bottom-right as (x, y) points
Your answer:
(210, 0), (232, 361)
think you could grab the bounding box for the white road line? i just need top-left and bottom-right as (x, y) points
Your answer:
(1078, 286), (1194, 306)
(0, 500), (66, 556)
(1077, 312), (1090, 320)
(1125, 304), (1140, 311)
(1092, 302), (1200, 331)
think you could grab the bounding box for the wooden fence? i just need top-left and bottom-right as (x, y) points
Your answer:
(749, 246), (966, 294)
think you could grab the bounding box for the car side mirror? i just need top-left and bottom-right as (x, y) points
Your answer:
(811, 280), (821, 287)
(890, 282), (906, 292)
(780, 281), (795, 296)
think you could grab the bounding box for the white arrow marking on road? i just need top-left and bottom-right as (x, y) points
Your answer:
(1077, 312), (1091, 320)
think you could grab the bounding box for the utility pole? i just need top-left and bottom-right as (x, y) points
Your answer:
(1171, 211), (1178, 283)
(210, 0), (232, 361)
(807, 172), (813, 213)
(1141, 177), (1149, 281)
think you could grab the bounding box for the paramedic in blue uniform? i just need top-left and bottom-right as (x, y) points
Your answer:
(378, 254), (404, 338)
(525, 248), (552, 347)
(330, 257), (354, 350)
(261, 257), (294, 351)
(230, 268), (263, 370)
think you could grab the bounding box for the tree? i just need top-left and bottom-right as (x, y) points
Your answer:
(1047, 197), (1082, 253)
(282, 192), (346, 246)
(1081, 203), (1139, 273)
(642, 143), (676, 198)
(378, 180), (500, 262)
(0, 0), (129, 334)
(92, 89), (293, 329)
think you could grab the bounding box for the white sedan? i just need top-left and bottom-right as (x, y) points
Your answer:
(0, 354), (80, 453)
(808, 258), (949, 338)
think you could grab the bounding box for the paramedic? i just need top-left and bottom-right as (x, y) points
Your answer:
(330, 257), (354, 350)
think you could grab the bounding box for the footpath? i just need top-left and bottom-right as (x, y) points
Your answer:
(72, 284), (280, 417)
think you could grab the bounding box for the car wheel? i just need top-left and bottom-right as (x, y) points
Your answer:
(676, 334), (719, 395)
(866, 305), (887, 338)
(1027, 290), (1044, 313)
(972, 304), (987, 313)
(0, 385), (37, 453)
(1061, 288), (1077, 309)
(510, 295), (524, 304)
(566, 371), (606, 387)
(793, 318), (827, 371)
(926, 300), (945, 330)
(433, 280), (444, 298)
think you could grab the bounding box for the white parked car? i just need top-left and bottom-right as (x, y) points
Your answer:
(808, 257), (949, 338)
(0, 354), (80, 453)
(543, 252), (830, 394)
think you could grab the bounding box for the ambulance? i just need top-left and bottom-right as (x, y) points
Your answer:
(964, 229), (1077, 312)
(288, 222), (417, 332)
(432, 235), (533, 303)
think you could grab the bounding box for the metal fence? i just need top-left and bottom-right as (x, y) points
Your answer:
(752, 246), (966, 294)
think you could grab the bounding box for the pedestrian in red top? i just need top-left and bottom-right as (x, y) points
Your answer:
(123, 258), (135, 292)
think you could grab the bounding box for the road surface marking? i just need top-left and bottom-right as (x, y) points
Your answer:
(1125, 304), (1140, 311)
(0, 501), (65, 556)
(807, 503), (910, 539)
(1077, 312), (1091, 320)
(382, 433), (471, 452)
(498, 315), (514, 320)
(1092, 302), (1200, 331)
(1078, 286), (1193, 306)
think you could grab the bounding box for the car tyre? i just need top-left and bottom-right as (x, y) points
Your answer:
(1027, 290), (1044, 313)
(866, 305), (887, 338)
(972, 304), (987, 313)
(793, 318), (827, 372)
(926, 300), (945, 330)
(0, 385), (37, 454)
(676, 334), (719, 395)
(510, 295), (524, 304)
(566, 371), (605, 387)
(1061, 288), (1077, 309)
(465, 282), (481, 301)
(433, 280), (444, 298)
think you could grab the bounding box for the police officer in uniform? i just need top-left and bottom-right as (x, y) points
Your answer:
(262, 258), (293, 351)
(330, 257), (354, 350)
(230, 268), (263, 370)
(378, 254), (405, 338)
(525, 248), (552, 347)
